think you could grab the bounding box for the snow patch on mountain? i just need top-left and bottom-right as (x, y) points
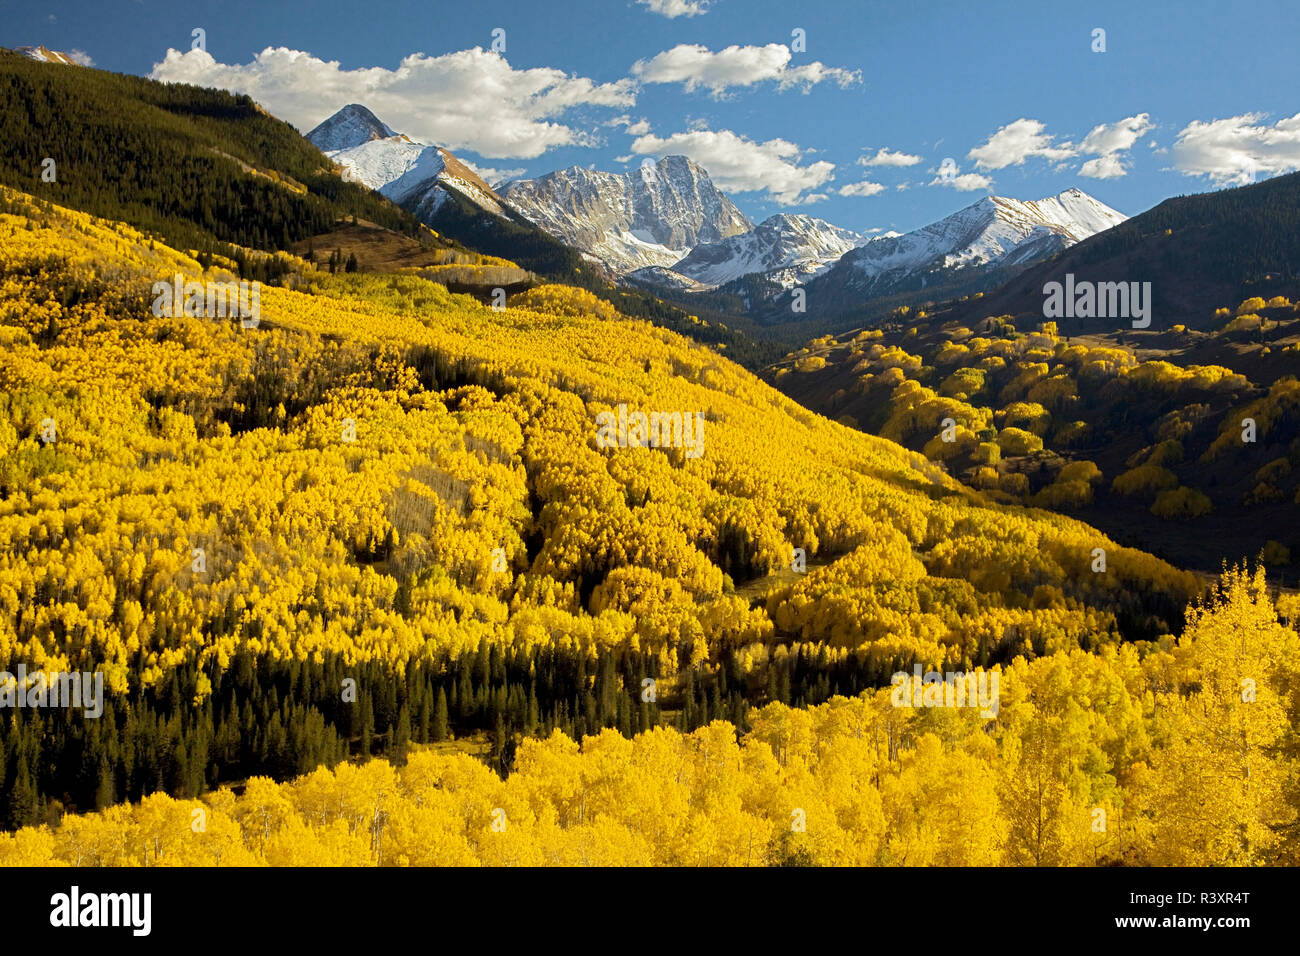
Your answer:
(307, 106), (506, 217)
(625, 265), (712, 293)
(669, 214), (868, 289)
(15, 46), (84, 65)
(326, 136), (433, 194)
(837, 188), (1127, 293)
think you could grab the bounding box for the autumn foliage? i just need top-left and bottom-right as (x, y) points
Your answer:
(0, 187), (1268, 863)
(1, 566), (1295, 867)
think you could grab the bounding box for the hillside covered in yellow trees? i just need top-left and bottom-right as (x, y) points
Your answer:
(770, 305), (1300, 574)
(1, 186), (1294, 864)
(3, 567), (1297, 867)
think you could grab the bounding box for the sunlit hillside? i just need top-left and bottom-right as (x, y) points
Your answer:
(768, 306), (1300, 573)
(3, 566), (1297, 867)
(0, 186), (1211, 829)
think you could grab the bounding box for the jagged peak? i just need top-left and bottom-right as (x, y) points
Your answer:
(333, 104), (392, 128)
(496, 154), (753, 274)
(306, 104), (397, 151)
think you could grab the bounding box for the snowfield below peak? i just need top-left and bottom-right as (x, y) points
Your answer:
(326, 136), (436, 196)
(306, 106), (507, 218)
(669, 214), (868, 289)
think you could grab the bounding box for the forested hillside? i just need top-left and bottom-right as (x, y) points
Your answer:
(769, 301), (1300, 572)
(3, 566), (1297, 866)
(0, 186), (1208, 826)
(0, 50), (425, 258)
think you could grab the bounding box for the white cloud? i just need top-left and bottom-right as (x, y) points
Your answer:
(637, 0), (709, 18)
(838, 180), (886, 197)
(858, 147), (921, 167)
(67, 49), (94, 67)
(968, 114), (1152, 180)
(631, 43), (859, 97)
(776, 61), (862, 92)
(969, 118), (1076, 170)
(929, 167), (993, 191)
(607, 115), (652, 135)
(631, 128), (835, 205)
(1171, 112), (1300, 185)
(1080, 113), (1152, 156)
(1078, 155), (1127, 180)
(149, 46), (634, 159)
(1077, 113), (1152, 179)
(946, 173), (994, 191)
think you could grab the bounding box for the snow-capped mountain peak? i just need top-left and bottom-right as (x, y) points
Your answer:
(306, 104), (397, 152)
(497, 157), (753, 274)
(305, 105), (506, 218)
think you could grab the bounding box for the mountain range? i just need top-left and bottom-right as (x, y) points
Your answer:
(770, 188), (1127, 323)
(821, 189), (1127, 295)
(636, 213), (875, 290)
(5, 49), (1291, 345)
(303, 106), (1129, 320)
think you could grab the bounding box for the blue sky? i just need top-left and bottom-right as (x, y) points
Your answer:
(5, 0), (1299, 234)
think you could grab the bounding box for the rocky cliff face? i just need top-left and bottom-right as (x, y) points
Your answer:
(498, 156), (753, 273)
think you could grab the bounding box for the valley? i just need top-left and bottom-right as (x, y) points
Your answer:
(0, 16), (1297, 876)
